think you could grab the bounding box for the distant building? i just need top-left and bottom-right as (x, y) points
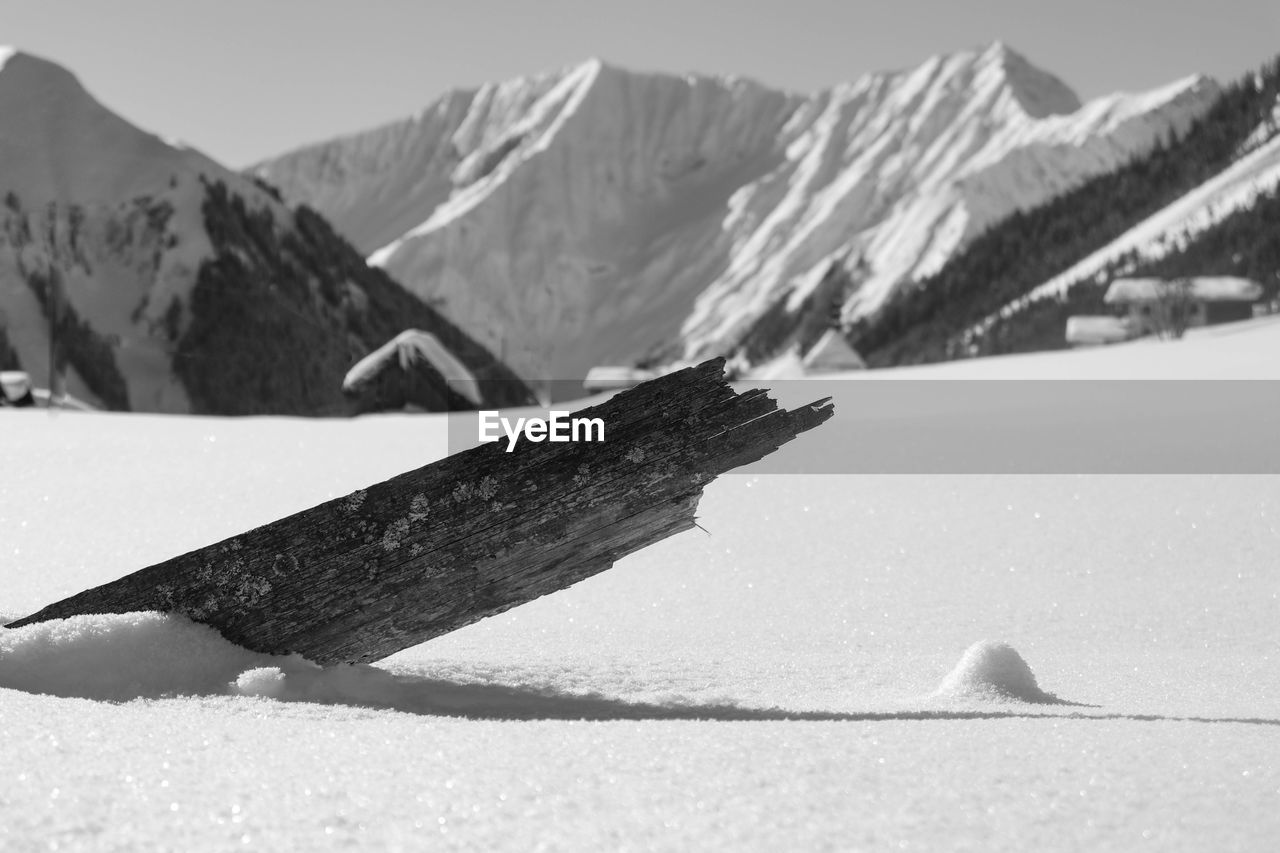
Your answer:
(342, 330), (482, 413)
(1064, 315), (1136, 347)
(582, 366), (657, 395)
(0, 370), (34, 407)
(1104, 277), (1263, 336)
(801, 328), (866, 372)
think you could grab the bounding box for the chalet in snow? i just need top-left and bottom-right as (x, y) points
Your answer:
(1066, 276), (1264, 346)
(342, 329), (482, 413)
(582, 366), (658, 395)
(1104, 277), (1263, 334)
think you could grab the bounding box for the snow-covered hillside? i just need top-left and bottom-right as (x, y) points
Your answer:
(0, 49), (529, 414)
(0, 49), (280, 410)
(258, 43), (1219, 385)
(736, 313), (1280, 385)
(971, 99), (1280, 338)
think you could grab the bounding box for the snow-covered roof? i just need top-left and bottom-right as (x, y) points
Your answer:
(802, 329), (866, 372)
(1, 370), (31, 402)
(583, 366), (656, 392)
(1104, 277), (1263, 304)
(1064, 315), (1133, 345)
(343, 330), (481, 406)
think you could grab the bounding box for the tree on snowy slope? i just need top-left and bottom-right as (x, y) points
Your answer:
(0, 319), (19, 371)
(730, 263), (859, 366)
(23, 264), (129, 409)
(1150, 278), (1196, 340)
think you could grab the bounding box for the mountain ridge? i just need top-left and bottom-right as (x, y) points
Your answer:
(257, 42), (1219, 386)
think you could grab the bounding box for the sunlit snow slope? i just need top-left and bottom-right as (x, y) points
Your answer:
(258, 43), (1218, 383)
(974, 102), (1280, 336)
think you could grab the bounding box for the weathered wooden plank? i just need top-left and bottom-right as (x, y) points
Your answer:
(7, 358), (834, 664)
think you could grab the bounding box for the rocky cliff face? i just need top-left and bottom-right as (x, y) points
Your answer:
(257, 43), (1220, 383)
(0, 49), (530, 413)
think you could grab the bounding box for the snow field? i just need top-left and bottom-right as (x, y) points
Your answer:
(2, 331), (1279, 850)
(2, 465), (1278, 850)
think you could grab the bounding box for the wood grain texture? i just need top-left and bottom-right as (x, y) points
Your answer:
(7, 358), (834, 664)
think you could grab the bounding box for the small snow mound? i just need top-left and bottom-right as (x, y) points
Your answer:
(231, 661), (405, 706)
(234, 666), (289, 696)
(934, 640), (1059, 703)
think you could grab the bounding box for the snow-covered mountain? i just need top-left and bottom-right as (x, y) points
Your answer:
(257, 43), (1219, 383)
(0, 48), (530, 413)
(0, 47), (258, 410)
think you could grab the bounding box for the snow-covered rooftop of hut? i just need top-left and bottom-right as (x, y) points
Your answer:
(343, 329), (482, 405)
(1104, 276), (1264, 304)
(1, 370), (31, 401)
(583, 366), (657, 392)
(1065, 315), (1134, 345)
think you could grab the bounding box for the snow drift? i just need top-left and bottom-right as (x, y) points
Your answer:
(0, 612), (271, 701)
(0, 612), (850, 719)
(2, 614), (1081, 715)
(0, 612), (433, 707)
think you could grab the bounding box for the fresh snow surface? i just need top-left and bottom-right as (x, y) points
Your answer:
(258, 43), (1218, 383)
(2, 330), (1278, 850)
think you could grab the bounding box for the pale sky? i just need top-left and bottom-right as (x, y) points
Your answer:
(6, 0), (1279, 167)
